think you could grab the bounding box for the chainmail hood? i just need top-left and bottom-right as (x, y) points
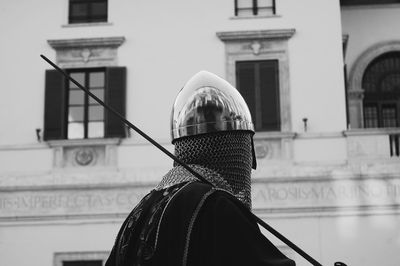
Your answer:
(157, 131), (253, 209)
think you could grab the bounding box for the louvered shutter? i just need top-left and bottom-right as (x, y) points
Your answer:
(260, 60), (280, 131)
(43, 69), (66, 140)
(105, 67), (127, 138)
(236, 62), (257, 128)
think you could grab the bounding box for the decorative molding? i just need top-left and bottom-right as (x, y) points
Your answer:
(47, 36), (125, 68)
(216, 29), (296, 42)
(74, 147), (96, 166)
(48, 37), (125, 49)
(48, 138), (121, 148)
(48, 138), (121, 168)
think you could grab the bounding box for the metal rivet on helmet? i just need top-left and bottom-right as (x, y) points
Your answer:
(171, 71), (254, 142)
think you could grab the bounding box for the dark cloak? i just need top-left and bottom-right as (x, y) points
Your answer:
(106, 181), (295, 266)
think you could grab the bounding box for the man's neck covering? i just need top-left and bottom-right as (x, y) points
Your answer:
(157, 131), (253, 209)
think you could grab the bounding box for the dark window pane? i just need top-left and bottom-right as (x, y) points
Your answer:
(89, 72), (105, 88)
(89, 105), (104, 121)
(364, 104), (378, 128)
(69, 90), (85, 105)
(382, 104), (397, 127)
(68, 106), (84, 122)
(91, 2), (107, 16)
(70, 3), (88, 17)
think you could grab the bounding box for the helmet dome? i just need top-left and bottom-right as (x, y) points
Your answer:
(171, 71), (254, 141)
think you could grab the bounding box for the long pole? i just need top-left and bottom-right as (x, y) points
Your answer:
(41, 54), (323, 266)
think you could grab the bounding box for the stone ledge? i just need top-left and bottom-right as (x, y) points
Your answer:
(216, 29), (296, 41)
(47, 138), (121, 148)
(48, 36), (125, 49)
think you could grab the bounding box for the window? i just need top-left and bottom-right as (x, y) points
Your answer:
(234, 0), (276, 17)
(340, 0), (400, 6)
(236, 60), (280, 131)
(362, 52), (400, 128)
(43, 67), (126, 140)
(69, 0), (108, 24)
(63, 261), (102, 266)
(67, 69), (105, 139)
(54, 252), (108, 266)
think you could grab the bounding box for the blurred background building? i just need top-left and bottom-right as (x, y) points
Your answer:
(0, 0), (399, 265)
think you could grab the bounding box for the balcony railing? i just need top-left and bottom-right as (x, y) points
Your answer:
(345, 128), (400, 159)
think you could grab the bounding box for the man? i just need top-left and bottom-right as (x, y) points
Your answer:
(105, 71), (295, 266)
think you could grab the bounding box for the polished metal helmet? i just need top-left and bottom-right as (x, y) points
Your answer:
(171, 71), (254, 141)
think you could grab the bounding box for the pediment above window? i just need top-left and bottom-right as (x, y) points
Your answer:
(47, 36), (125, 68)
(217, 29), (295, 42)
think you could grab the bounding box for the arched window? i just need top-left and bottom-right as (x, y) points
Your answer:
(362, 52), (400, 128)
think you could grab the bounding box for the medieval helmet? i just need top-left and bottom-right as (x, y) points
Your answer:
(166, 71), (257, 208)
(171, 71), (254, 140)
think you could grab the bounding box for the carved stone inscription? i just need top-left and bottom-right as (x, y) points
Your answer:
(252, 178), (400, 211)
(0, 185), (152, 218)
(1, 178), (400, 219)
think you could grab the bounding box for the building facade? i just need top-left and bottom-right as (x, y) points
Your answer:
(0, 0), (399, 265)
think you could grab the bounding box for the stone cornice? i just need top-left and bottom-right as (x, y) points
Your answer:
(47, 137), (121, 148)
(48, 36), (125, 49)
(344, 128), (400, 136)
(216, 29), (295, 42)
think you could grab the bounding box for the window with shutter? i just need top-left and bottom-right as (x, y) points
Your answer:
(236, 60), (280, 131)
(43, 67), (126, 140)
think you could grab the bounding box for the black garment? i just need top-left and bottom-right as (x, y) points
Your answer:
(106, 181), (295, 266)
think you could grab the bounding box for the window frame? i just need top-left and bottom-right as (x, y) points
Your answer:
(340, 0), (400, 6)
(43, 66), (127, 141)
(66, 68), (106, 139)
(68, 0), (108, 24)
(234, 0), (276, 17)
(217, 29), (295, 133)
(362, 52), (400, 128)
